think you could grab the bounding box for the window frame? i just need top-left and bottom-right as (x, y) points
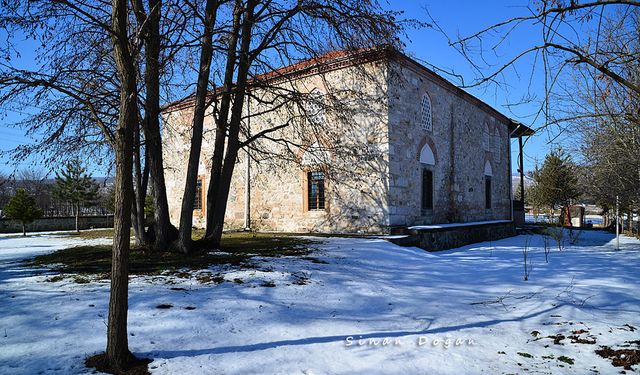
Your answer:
(193, 176), (205, 212)
(304, 169), (327, 212)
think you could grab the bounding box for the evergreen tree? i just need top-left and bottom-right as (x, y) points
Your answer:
(144, 194), (154, 218)
(3, 189), (43, 236)
(514, 180), (529, 205)
(52, 160), (99, 232)
(529, 149), (581, 223)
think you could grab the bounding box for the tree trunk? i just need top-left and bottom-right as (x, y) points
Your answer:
(136, 0), (172, 252)
(204, 127), (226, 238)
(22, 222), (26, 237)
(174, 0), (219, 254)
(141, 145), (150, 196)
(205, 1), (242, 240)
(207, 1), (255, 247)
(105, 0), (138, 370)
(132, 119), (148, 246)
(133, 0), (171, 251)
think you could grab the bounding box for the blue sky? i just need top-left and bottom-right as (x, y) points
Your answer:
(387, 0), (556, 173)
(0, 1), (556, 177)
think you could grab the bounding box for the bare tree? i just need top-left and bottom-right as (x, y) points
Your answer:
(132, 0), (179, 251)
(0, 1), (118, 166)
(104, 0), (141, 370)
(523, 5), (640, 227)
(428, 1), (640, 140)
(188, 0), (406, 250)
(0, 0), (195, 248)
(427, 1), (640, 233)
(173, 0), (222, 254)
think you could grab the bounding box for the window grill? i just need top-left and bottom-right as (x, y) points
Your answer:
(307, 171), (325, 210)
(420, 94), (432, 131)
(194, 179), (203, 211)
(307, 90), (325, 126)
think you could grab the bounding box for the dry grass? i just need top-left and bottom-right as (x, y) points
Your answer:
(27, 231), (316, 277)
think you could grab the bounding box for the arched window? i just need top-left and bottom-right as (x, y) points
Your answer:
(419, 143), (435, 210)
(420, 93), (433, 131)
(483, 123), (491, 151)
(419, 143), (435, 166)
(484, 160), (493, 177)
(306, 89), (325, 126)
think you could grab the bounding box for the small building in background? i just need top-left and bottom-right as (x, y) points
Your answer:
(564, 205), (586, 228)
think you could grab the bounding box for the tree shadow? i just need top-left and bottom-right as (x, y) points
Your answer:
(139, 304), (564, 359)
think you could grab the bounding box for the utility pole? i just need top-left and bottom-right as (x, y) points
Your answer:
(518, 136), (525, 204)
(616, 195), (620, 250)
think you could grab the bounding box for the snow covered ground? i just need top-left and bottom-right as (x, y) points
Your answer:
(1, 230), (639, 374)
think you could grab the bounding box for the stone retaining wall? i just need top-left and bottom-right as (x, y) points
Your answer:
(390, 221), (516, 251)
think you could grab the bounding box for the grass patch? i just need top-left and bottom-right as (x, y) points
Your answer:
(26, 232), (315, 277)
(72, 275), (91, 284)
(46, 275), (65, 282)
(195, 272), (225, 284)
(59, 228), (117, 240)
(557, 355), (574, 365)
(530, 330), (541, 338)
(206, 231), (315, 256)
(596, 345), (640, 370)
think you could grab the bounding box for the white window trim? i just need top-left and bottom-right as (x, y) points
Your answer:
(419, 143), (436, 165)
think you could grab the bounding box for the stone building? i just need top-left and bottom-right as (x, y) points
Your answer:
(161, 48), (533, 234)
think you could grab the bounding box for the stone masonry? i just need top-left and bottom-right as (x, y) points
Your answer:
(161, 49), (515, 234)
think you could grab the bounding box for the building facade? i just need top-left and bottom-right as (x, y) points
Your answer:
(162, 49), (525, 234)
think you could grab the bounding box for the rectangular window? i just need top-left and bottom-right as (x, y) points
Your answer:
(421, 169), (433, 210)
(194, 178), (203, 211)
(485, 176), (492, 209)
(307, 171), (325, 210)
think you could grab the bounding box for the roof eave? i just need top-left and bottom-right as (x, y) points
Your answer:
(508, 121), (536, 138)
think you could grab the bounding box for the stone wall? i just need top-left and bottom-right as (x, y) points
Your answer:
(162, 51), (515, 234)
(0, 216), (114, 233)
(390, 221), (516, 251)
(162, 60), (392, 233)
(386, 58), (512, 227)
